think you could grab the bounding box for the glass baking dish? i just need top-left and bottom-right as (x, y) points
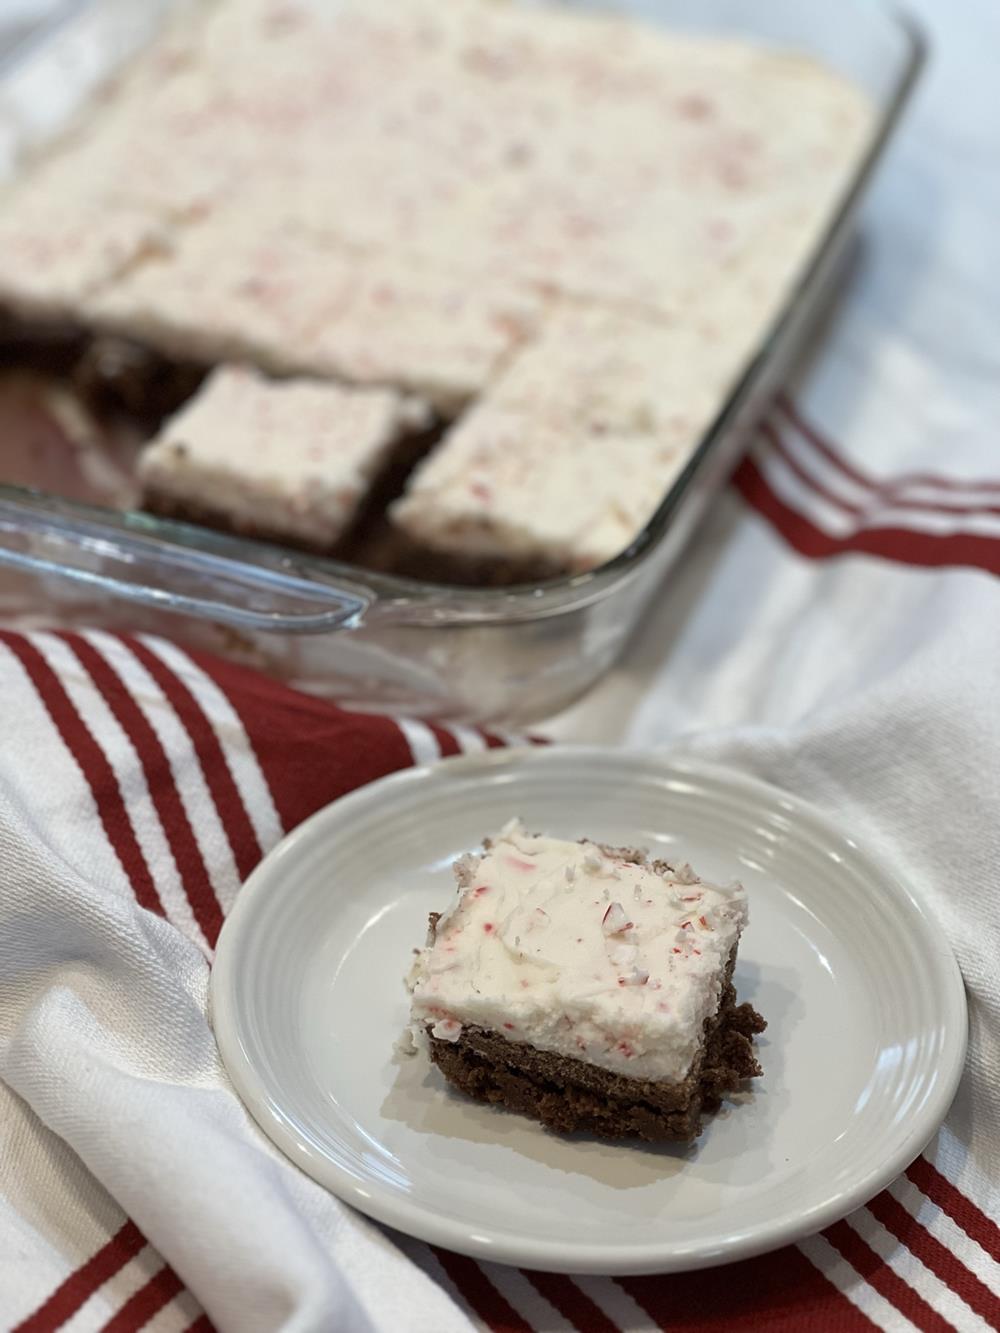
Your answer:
(0, 0), (924, 723)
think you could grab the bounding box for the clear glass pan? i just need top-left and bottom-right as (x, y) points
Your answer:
(0, 0), (925, 722)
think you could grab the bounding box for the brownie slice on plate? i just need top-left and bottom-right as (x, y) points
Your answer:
(404, 819), (765, 1143)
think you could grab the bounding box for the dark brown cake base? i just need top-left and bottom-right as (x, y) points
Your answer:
(358, 530), (570, 588)
(426, 983), (765, 1143)
(0, 310), (207, 429)
(73, 334), (208, 429)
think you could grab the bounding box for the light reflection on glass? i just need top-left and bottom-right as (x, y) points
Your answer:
(753, 824), (781, 844)
(738, 857), (765, 874)
(811, 946), (834, 979)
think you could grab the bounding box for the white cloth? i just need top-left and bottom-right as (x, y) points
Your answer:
(1, 0), (999, 1331)
(0, 632), (487, 1333)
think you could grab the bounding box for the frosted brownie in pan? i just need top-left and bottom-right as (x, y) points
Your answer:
(85, 212), (544, 415)
(0, 0), (874, 584)
(405, 819), (764, 1142)
(140, 365), (431, 551)
(390, 304), (743, 577)
(0, 178), (170, 324)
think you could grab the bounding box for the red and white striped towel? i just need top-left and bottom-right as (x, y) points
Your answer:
(3, 0), (1000, 1328)
(1, 616), (998, 1333)
(0, 631), (525, 1333)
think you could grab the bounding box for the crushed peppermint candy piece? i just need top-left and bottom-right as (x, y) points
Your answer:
(430, 1017), (462, 1042)
(619, 967), (650, 986)
(675, 863), (699, 885)
(601, 901), (631, 935)
(607, 940), (639, 969)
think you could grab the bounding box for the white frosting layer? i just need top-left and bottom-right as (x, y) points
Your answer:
(0, 177), (168, 319)
(392, 304), (742, 570)
(88, 211), (541, 411)
(87, 221), (347, 375)
(138, 365), (426, 546)
(407, 821), (748, 1083)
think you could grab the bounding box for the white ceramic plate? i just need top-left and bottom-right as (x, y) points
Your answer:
(210, 748), (966, 1274)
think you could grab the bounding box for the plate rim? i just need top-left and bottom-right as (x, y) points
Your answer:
(210, 747), (968, 1274)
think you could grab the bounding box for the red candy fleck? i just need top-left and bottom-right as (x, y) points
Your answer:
(680, 921), (692, 930)
(692, 948), (701, 956)
(616, 1041), (635, 1058)
(682, 894), (701, 902)
(473, 885), (490, 896)
(698, 915), (712, 930)
(503, 1022), (514, 1030)
(507, 856), (536, 872)
(470, 481), (492, 503)
(672, 947), (682, 954)
(520, 979), (530, 988)
(617, 978), (625, 986)
(483, 922), (494, 933)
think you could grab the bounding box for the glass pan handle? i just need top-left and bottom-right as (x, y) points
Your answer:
(0, 492), (369, 634)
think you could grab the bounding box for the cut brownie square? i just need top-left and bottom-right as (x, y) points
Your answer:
(85, 218), (357, 376)
(389, 304), (745, 576)
(0, 177), (170, 322)
(404, 819), (764, 1142)
(138, 364), (430, 550)
(87, 209), (542, 413)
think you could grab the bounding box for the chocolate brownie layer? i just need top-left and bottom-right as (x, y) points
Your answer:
(352, 530), (568, 587)
(72, 335), (208, 429)
(417, 845), (765, 1142)
(0, 313), (206, 429)
(427, 981), (764, 1143)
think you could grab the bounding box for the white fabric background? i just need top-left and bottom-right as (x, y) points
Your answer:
(0, 0), (997, 1330)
